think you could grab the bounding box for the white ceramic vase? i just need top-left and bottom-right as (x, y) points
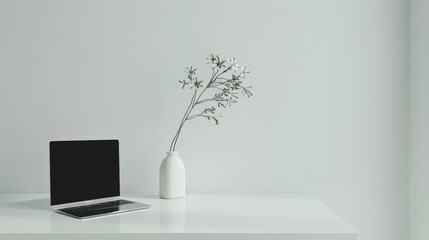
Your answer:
(159, 151), (186, 199)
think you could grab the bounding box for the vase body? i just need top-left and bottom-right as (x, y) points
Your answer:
(159, 151), (186, 199)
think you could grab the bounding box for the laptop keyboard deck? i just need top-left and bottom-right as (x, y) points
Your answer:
(58, 199), (137, 218)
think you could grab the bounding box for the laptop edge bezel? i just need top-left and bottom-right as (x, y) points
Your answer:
(49, 139), (121, 211)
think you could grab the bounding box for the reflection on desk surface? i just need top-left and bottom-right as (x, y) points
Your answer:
(0, 193), (357, 235)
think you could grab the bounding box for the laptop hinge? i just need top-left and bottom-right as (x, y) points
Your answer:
(51, 196), (121, 210)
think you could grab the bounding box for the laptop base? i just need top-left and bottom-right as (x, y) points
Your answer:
(55, 199), (150, 219)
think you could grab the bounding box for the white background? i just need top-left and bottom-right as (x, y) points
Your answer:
(0, 1), (411, 240)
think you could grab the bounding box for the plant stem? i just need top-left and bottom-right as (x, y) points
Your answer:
(170, 89), (197, 151)
(187, 114), (213, 120)
(169, 67), (231, 151)
(171, 93), (195, 151)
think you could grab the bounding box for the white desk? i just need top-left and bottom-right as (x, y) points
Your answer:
(0, 193), (357, 240)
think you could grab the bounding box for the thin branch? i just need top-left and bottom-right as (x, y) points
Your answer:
(196, 98), (230, 105)
(170, 56), (251, 151)
(170, 89), (197, 151)
(209, 81), (228, 87)
(187, 114), (219, 120)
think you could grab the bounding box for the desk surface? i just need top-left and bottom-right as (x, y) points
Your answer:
(0, 193), (357, 240)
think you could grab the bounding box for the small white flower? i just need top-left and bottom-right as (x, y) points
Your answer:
(238, 66), (249, 78)
(228, 57), (241, 72)
(184, 66), (197, 75)
(207, 54), (219, 69)
(227, 57), (237, 65)
(209, 62), (217, 69)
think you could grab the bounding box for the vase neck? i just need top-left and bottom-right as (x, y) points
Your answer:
(166, 151), (179, 156)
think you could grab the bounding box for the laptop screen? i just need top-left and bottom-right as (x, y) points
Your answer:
(50, 140), (120, 206)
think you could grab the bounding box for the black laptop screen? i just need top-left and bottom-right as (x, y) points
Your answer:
(50, 140), (120, 205)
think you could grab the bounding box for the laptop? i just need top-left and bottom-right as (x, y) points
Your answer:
(49, 139), (150, 219)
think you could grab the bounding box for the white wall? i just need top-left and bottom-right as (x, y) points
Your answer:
(0, 1), (409, 240)
(410, 0), (429, 239)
